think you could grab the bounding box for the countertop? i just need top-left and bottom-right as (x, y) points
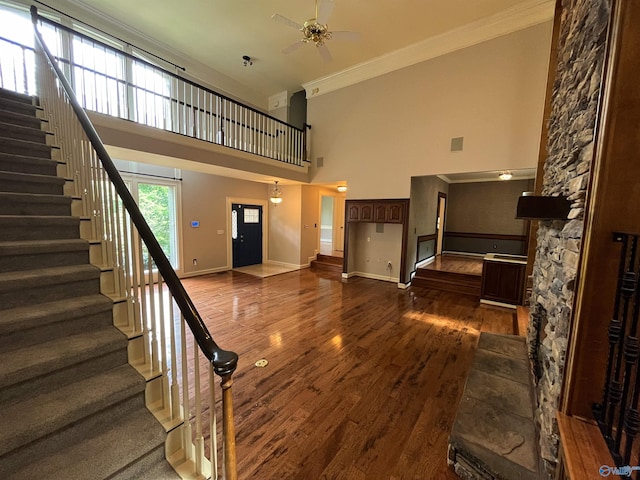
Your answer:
(483, 253), (527, 265)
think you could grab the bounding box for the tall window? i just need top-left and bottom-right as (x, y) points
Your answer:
(72, 34), (127, 118)
(0, 7), (60, 95)
(124, 177), (180, 270)
(131, 57), (172, 130)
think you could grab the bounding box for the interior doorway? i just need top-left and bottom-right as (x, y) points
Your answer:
(436, 192), (447, 255)
(320, 195), (346, 255)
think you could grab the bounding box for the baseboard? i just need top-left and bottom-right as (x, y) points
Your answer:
(480, 299), (517, 310)
(344, 271), (399, 284)
(415, 256), (436, 269)
(266, 259), (307, 269)
(180, 266), (229, 278)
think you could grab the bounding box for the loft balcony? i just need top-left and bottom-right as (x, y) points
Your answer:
(0, 16), (309, 181)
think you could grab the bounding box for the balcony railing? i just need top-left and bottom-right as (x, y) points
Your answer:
(1, 12), (307, 167)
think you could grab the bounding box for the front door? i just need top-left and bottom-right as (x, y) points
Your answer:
(232, 203), (263, 267)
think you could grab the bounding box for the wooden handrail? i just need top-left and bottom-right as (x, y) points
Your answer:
(31, 5), (237, 376)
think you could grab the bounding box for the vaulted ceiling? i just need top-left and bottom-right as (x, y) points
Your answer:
(56, 0), (554, 103)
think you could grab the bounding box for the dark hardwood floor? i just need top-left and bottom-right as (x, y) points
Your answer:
(180, 268), (515, 479)
(421, 254), (484, 276)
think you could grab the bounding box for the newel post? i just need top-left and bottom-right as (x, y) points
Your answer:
(220, 373), (237, 480)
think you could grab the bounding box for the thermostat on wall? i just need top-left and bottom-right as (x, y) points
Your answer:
(191, 221), (200, 228)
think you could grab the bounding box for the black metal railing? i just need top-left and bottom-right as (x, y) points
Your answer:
(594, 232), (640, 473)
(2, 6), (308, 166)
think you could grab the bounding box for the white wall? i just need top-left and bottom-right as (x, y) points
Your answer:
(268, 184), (302, 266)
(350, 223), (403, 282)
(307, 22), (553, 199)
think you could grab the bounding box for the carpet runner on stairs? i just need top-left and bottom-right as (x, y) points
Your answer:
(0, 87), (179, 479)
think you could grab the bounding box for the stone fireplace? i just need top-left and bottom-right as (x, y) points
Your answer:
(527, 0), (612, 476)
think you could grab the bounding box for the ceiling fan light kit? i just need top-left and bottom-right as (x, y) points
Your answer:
(272, 0), (359, 63)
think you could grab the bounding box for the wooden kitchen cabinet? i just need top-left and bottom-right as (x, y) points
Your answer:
(481, 258), (526, 305)
(347, 203), (373, 222)
(346, 200), (405, 223)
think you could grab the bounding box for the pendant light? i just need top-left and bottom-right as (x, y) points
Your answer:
(270, 181), (283, 205)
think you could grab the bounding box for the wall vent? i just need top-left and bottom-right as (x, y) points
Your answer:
(450, 137), (464, 152)
(317, 156), (324, 167)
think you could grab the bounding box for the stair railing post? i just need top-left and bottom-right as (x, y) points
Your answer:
(220, 372), (237, 480)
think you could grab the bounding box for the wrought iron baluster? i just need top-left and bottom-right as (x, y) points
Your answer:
(596, 233), (629, 429)
(622, 258), (640, 463)
(612, 237), (638, 451)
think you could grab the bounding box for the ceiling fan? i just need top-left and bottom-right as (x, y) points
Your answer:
(271, 0), (360, 63)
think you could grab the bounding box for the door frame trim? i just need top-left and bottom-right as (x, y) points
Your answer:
(435, 192), (447, 255)
(226, 197), (268, 270)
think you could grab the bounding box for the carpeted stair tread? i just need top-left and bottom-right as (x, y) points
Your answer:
(0, 326), (127, 391)
(0, 239), (89, 272)
(0, 136), (54, 158)
(4, 405), (169, 480)
(0, 215), (79, 240)
(0, 151), (58, 175)
(0, 264), (99, 292)
(0, 108), (45, 130)
(0, 191), (71, 216)
(0, 96), (41, 116)
(0, 364), (145, 456)
(0, 89), (34, 104)
(0, 174), (64, 194)
(0, 120), (50, 143)
(0, 294), (112, 335)
(119, 458), (182, 480)
(0, 238), (88, 256)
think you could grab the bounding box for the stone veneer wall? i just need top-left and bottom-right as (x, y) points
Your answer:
(527, 0), (611, 476)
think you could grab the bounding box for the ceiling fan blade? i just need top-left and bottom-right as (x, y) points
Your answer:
(317, 44), (333, 63)
(271, 13), (303, 30)
(282, 40), (306, 55)
(316, 0), (335, 25)
(330, 31), (361, 42)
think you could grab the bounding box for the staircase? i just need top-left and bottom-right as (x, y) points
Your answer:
(310, 254), (343, 274)
(0, 88), (179, 479)
(411, 268), (481, 298)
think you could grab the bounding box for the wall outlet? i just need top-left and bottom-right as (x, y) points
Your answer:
(193, 259), (198, 266)
(387, 261), (392, 270)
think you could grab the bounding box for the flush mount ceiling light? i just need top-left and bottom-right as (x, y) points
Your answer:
(499, 171), (513, 181)
(270, 181), (283, 204)
(337, 185), (347, 192)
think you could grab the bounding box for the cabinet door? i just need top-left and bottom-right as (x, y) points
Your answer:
(360, 204), (373, 221)
(386, 202), (404, 223)
(374, 204), (387, 222)
(348, 204), (361, 222)
(481, 261), (525, 304)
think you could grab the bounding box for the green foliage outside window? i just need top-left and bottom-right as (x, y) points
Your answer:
(138, 183), (174, 266)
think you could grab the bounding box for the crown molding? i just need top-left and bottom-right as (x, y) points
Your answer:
(268, 91), (289, 111)
(303, 0), (554, 99)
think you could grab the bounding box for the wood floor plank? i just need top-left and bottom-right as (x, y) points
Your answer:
(179, 269), (516, 479)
